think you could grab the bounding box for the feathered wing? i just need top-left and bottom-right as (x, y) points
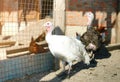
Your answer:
(47, 35), (86, 62)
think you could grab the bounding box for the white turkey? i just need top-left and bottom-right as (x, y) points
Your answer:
(44, 21), (91, 78)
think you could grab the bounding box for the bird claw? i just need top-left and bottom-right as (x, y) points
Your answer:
(57, 71), (71, 79)
(66, 74), (70, 79)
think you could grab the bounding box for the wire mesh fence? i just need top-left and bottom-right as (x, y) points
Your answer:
(0, 0), (54, 82)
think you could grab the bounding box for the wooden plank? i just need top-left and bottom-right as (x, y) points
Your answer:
(0, 41), (15, 46)
(106, 43), (120, 51)
(7, 51), (30, 58)
(6, 42), (48, 58)
(6, 46), (28, 54)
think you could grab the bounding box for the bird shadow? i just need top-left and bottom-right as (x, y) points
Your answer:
(94, 44), (111, 59)
(49, 60), (97, 81)
(49, 45), (111, 81)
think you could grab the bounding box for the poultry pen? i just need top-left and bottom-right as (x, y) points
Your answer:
(0, 0), (55, 82)
(0, 0), (120, 82)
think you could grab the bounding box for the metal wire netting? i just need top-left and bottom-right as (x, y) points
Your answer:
(0, 0), (54, 82)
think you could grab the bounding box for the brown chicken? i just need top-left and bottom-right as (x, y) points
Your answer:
(35, 32), (46, 42)
(28, 36), (46, 54)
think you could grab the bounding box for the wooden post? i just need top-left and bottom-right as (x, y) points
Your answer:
(53, 0), (65, 70)
(37, 0), (41, 20)
(116, 0), (120, 43)
(0, 49), (7, 60)
(53, 0), (65, 34)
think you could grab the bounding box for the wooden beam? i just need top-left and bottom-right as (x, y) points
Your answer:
(6, 46), (28, 54)
(116, 0), (120, 43)
(6, 42), (48, 58)
(53, 0), (65, 34)
(7, 51), (30, 58)
(0, 41), (15, 47)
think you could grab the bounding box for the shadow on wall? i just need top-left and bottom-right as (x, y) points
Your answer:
(52, 26), (65, 35)
(92, 12), (116, 45)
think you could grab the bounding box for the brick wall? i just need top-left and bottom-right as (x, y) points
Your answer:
(65, 0), (118, 44)
(66, 0), (117, 26)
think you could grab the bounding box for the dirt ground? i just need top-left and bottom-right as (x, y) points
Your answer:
(6, 46), (120, 82)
